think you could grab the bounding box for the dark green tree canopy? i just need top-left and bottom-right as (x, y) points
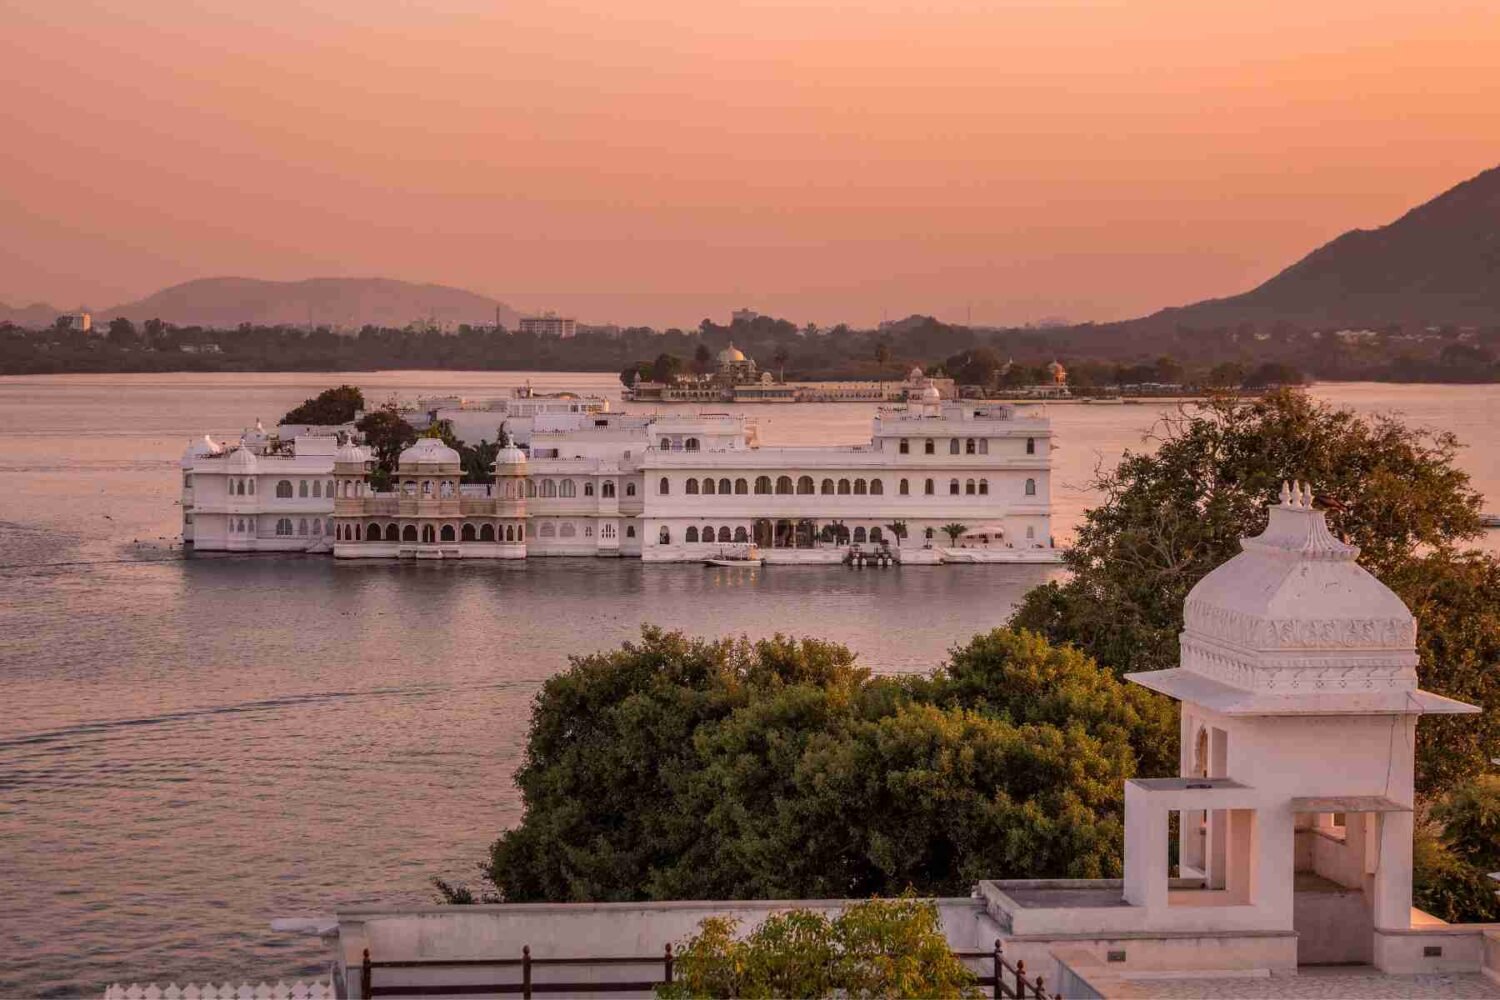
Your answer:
(280, 384), (364, 425)
(478, 626), (1168, 904)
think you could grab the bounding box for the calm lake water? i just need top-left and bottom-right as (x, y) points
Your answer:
(1, 373), (1496, 996)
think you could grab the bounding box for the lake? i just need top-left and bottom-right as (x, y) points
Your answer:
(1, 374), (1495, 996)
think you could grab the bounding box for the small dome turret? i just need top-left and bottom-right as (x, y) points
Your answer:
(223, 447), (258, 472)
(397, 437), (461, 469)
(494, 444), (527, 468)
(335, 441), (370, 464)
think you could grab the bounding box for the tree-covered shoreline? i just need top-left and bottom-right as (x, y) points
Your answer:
(5, 312), (1499, 384)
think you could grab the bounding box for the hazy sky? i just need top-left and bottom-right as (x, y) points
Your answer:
(3, 0), (1497, 328)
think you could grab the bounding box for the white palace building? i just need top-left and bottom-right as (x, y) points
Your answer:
(181, 394), (1059, 564)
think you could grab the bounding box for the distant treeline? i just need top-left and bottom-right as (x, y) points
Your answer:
(3, 312), (1499, 384)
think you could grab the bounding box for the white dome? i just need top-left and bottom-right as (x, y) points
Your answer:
(223, 447), (258, 471)
(335, 442), (370, 464)
(494, 445), (527, 467)
(181, 434), (222, 463)
(718, 345), (747, 363)
(920, 384), (942, 402)
(398, 436), (461, 467)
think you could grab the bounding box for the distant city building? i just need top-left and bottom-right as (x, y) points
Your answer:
(731, 308), (759, 325)
(55, 312), (91, 333)
(518, 313), (577, 338)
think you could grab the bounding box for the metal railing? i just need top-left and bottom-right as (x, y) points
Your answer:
(359, 939), (1058, 999)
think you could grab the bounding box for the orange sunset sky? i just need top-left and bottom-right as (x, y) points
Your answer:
(2, 0), (1498, 327)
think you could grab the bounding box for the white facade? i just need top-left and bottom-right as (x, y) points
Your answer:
(180, 434), (339, 552)
(517, 314), (577, 338)
(184, 401), (1056, 564)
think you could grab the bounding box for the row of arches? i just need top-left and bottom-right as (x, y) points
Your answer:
(662, 475), (1035, 497)
(274, 479), (336, 499)
(896, 437), (1036, 455)
(338, 522), (525, 543)
(531, 479), (627, 499)
(271, 516), (333, 536)
(683, 525), (751, 544)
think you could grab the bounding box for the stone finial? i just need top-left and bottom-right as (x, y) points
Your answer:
(1279, 481), (1291, 505)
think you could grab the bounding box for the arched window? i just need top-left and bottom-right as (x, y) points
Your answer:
(924, 439), (935, 455)
(463, 523), (476, 541)
(965, 479), (976, 495)
(719, 478), (732, 495)
(602, 523), (616, 540)
(776, 476), (793, 494)
(602, 481), (616, 498)
(853, 478), (867, 495)
(385, 523), (400, 541)
(899, 478), (909, 496)
(797, 476), (814, 495)
(540, 479), (558, 498)
(685, 438), (700, 451)
(965, 438), (976, 455)
(495, 524), (506, 541)
(735, 478), (749, 495)
(275, 517), (292, 536)
(978, 439), (988, 455)
(949, 439), (960, 455)
(559, 479), (577, 498)
(1025, 478), (1037, 496)
(979, 479), (989, 495)
(247, 479), (254, 495)
(402, 524), (417, 542)
(626, 482), (637, 497)
(422, 524), (435, 543)
(701, 525), (714, 541)
(299, 480), (309, 498)
(924, 478), (935, 495)
(925, 527), (935, 539)
(659, 526), (671, 544)
(870, 527), (884, 543)
(526, 480), (537, 497)
(276, 480), (293, 498)
(754, 476), (772, 495)
(482, 524), (496, 541)
(298, 518), (308, 535)
(659, 477), (670, 495)
(686, 527), (700, 543)
(659, 436), (672, 450)
(899, 438), (909, 454)
(949, 479), (960, 495)
(734, 526), (748, 542)
(686, 479), (700, 495)
(312, 519), (322, 534)
(540, 522), (556, 537)
(718, 526), (732, 542)
(837, 479), (851, 495)
(1026, 437), (1036, 455)
(870, 479), (883, 496)
(1027, 525), (1036, 539)
(368, 522), (380, 540)
(441, 524), (456, 542)
(626, 525), (636, 538)
(517, 525), (525, 541)
(424, 480), (436, 497)
(820, 478), (834, 495)
(584, 481), (594, 497)
(327, 479), (335, 496)
(312, 480), (322, 498)
(853, 526), (867, 543)
(560, 523), (576, 538)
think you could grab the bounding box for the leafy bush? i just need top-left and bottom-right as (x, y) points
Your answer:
(657, 897), (980, 999)
(475, 626), (1167, 903)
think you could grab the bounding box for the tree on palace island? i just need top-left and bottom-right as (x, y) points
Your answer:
(657, 896), (981, 999)
(279, 384), (365, 426)
(441, 626), (1173, 904)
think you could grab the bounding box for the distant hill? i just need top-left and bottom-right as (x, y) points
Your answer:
(99, 277), (521, 330)
(1141, 166), (1500, 330)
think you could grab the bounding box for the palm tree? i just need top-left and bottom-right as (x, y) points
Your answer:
(884, 520), (908, 546)
(772, 346), (790, 382)
(940, 522), (967, 546)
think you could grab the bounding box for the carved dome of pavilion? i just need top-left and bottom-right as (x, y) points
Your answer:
(1126, 482), (1474, 716)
